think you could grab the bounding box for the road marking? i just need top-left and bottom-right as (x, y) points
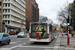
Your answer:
(27, 36), (29, 37)
(19, 43), (27, 46)
(9, 42), (27, 49)
(9, 44), (21, 50)
(23, 43), (26, 44)
(0, 48), (10, 50)
(58, 33), (61, 37)
(27, 41), (30, 43)
(44, 49), (52, 50)
(54, 46), (59, 48)
(55, 36), (57, 38)
(18, 46), (54, 49)
(65, 48), (75, 49)
(10, 41), (20, 44)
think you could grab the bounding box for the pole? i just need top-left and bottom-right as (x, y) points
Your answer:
(67, 34), (70, 45)
(68, 26), (69, 34)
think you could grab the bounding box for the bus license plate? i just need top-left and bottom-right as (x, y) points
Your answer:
(37, 39), (41, 40)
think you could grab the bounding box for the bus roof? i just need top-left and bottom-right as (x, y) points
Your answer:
(30, 22), (51, 24)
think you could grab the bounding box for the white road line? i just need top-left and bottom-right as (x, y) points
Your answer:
(58, 33), (61, 37)
(19, 43), (27, 46)
(23, 43), (26, 44)
(9, 42), (27, 50)
(9, 44), (21, 50)
(65, 48), (75, 49)
(27, 41), (30, 43)
(55, 36), (57, 38)
(10, 41), (20, 44)
(18, 46), (54, 49)
(0, 48), (10, 50)
(44, 49), (52, 50)
(54, 46), (59, 48)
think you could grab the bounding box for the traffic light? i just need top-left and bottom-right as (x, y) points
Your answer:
(67, 17), (69, 23)
(67, 17), (70, 26)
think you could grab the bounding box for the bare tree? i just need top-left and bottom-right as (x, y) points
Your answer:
(57, 5), (68, 24)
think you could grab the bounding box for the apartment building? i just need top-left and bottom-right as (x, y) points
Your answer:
(3, 0), (26, 33)
(25, 0), (39, 30)
(0, 0), (3, 32)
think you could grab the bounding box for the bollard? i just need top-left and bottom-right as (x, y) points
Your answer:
(62, 33), (63, 37)
(67, 35), (70, 45)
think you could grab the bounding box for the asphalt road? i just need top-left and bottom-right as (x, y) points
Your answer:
(0, 32), (60, 50)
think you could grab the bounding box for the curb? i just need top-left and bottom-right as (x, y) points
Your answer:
(60, 44), (75, 48)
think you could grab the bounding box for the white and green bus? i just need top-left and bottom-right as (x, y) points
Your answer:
(29, 22), (55, 42)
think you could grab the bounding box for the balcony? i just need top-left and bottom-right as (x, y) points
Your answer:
(3, 1), (11, 3)
(11, 6), (25, 16)
(16, 0), (25, 8)
(11, 1), (25, 12)
(11, 13), (25, 21)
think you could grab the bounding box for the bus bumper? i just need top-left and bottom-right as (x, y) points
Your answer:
(29, 38), (51, 42)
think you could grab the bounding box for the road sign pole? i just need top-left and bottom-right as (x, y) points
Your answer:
(21, 21), (24, 32)
(68, 26), (69, 34)
(67, 3), (72, 45)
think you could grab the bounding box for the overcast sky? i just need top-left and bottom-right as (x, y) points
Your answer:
(36, 0), (74, 24)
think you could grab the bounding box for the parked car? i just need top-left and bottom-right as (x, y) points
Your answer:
(17, 32), (27, 38)
(0, 33), (11, 46)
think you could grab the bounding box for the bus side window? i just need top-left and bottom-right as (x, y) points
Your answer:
(49, 24), (52, 34)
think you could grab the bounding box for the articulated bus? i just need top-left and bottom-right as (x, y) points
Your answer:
(29, 22), (55, 42)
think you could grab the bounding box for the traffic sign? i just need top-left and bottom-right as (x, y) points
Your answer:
(68, 3), (72, 10)
(21, 21), (24, 25)
(69, 5), (71, 9)
(21, 26), (23, 28)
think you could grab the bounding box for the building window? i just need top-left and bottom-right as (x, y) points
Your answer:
(8, 3), (10, 7)
(8, 9), (10, 13)
(3, 15), (4, 18)
(8, 15), (10, 18)
(5, 3), (7, 7)
(5, 15), (7, 18)
(3, 10), (4, 13)
(0, 2), (1, 6)
(8, 0), (10, 1)
(5, 9), (7, 13)
(8, 20), (10, 24)
(3, 4), (4, 7)
(5, 4), (7, 7)
(0, 9), (1, 12)
(5, 20), (7, 23)
(5, 0), (7, 1)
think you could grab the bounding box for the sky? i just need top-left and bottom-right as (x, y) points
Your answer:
(36, 0), (74, 24)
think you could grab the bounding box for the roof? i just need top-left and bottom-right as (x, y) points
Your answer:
(30, 22), (51, 25)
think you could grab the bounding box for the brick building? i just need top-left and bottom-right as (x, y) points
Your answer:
(25, 0), (39, 30)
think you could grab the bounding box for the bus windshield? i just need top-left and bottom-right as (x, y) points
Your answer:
(31, 24), (47, 39)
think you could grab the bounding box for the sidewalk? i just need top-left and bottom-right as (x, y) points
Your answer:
(59, 33), (72, 38)
(53, 33), (75, 50)
(60, 36), (75, 48)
